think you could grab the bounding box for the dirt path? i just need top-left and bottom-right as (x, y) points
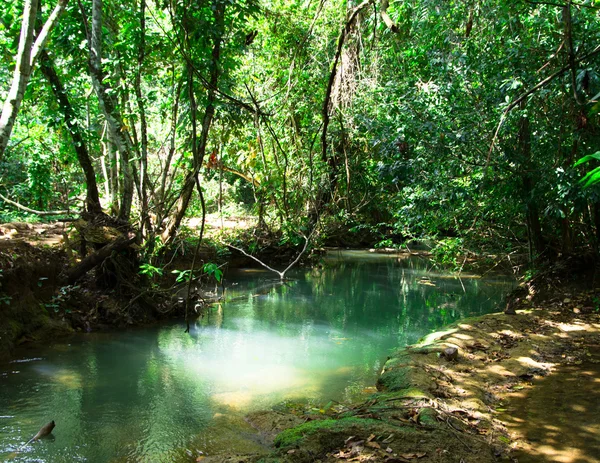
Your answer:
(0, 221), (68, 247)
(500, 350), (600, 463)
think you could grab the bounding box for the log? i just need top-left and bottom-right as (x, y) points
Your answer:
(66, 235), (135, 284)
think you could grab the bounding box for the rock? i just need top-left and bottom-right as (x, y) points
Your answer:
(441, 347), (459, 361)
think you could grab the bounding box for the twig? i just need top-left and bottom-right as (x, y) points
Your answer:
(227, 228), (314, 280)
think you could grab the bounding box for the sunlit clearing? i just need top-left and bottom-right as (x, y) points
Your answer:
(534, 444), (588, 463)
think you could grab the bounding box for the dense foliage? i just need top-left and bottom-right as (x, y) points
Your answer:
(1, 0), (599, 261)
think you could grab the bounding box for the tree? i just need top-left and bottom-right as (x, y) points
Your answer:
(0, 0), (68, 161)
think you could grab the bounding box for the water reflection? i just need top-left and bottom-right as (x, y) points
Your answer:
(0, 252), (514, 462)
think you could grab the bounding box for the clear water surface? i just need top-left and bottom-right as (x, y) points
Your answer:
(0, 251), (514, 462)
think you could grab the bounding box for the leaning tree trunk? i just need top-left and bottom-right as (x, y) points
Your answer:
(0, 0), (68, 161)
(161, 2), (224, 244)
(134, 0), (150, 235)
(39, 50), (102, 214)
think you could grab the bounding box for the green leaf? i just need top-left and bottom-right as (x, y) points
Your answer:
(583, 169), (600, 188)
(574, 152), (600, 167)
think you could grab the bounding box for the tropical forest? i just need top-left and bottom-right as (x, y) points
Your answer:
(0, 0), (599, 462)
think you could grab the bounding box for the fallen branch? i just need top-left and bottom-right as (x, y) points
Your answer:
(0, 192), (71, 216)
(227, 231), (313, 280)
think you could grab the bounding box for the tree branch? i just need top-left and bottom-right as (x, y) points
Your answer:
(227, 230), (314, 280)
(526, 0), (600, 10)
(380, 0), (399, 33)
(0, 191), (70, 216)
(485, 42), (600, 169)
(30, 0), (69, 68)
(506, 43), (600, 113)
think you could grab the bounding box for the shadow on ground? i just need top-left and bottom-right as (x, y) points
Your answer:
(501, 346), (600, 463)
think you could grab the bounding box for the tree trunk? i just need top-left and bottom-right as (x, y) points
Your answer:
(519, 100), (546, 260)
(0, 0), (38, 160)
(380, 0), (399, 33)
(161, 2), (224, 243)
(157, 75), (183, 212)
(134, 0), (150, 235)
(0, 0), (68, 161)
(85, 0), (134, 221)
(66, 235), (135, 284)
(311, 0), (372, 227)
(39, 50), (102, 214)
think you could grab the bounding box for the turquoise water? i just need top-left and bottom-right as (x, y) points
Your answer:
(0, 251), (514, 462)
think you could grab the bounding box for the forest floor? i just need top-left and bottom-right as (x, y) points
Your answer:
(0, 220), (599, 462)
(0, 213), (255, 246)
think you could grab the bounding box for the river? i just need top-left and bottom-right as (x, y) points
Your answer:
(0, 251), (514, 462)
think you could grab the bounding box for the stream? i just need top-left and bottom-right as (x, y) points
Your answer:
(0, 251), (514, 462)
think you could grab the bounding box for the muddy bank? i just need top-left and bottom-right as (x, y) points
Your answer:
(191, 285), (599, 463)
(0, 241), (72, 360)
(0, 238), (171, 361)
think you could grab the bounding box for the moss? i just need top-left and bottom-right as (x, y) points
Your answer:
(374, 388), (431, 401)
(379, 352), (413, 369)
(377, 365), (414, 391)
(7, 319), (23, 336)
(274, 417), (383, 448)
(417, 407), (439, 427)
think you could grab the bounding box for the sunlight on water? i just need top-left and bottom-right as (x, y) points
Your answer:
(0, 252), (514, 462)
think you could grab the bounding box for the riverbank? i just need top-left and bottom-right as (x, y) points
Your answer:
(194, 273), (600, 463)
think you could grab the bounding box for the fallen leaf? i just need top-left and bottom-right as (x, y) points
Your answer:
(400, 452), (427, 459)
(366, 441), (381, 449)
(367, 434), (376, 442)
(382, 434), (395, 444)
